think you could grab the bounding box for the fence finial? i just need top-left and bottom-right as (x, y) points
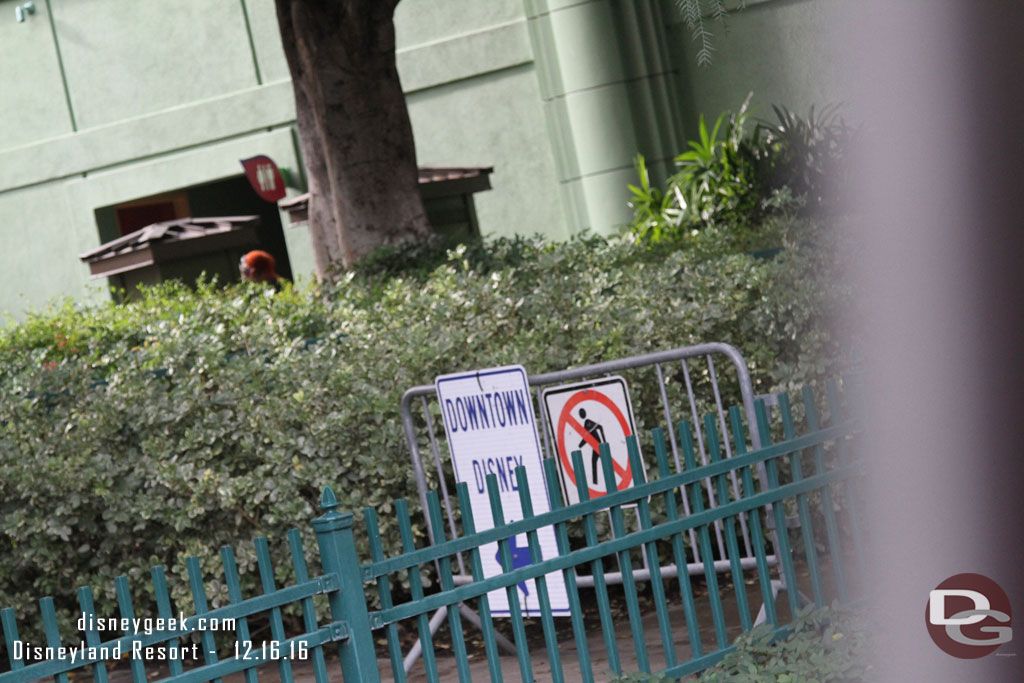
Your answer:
(320, 486), (340, 513)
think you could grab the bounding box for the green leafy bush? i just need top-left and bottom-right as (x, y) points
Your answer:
(696, 604), (872, 683)
(609, 605), (869, 682)
(0, 227), (850, 641)
(609, 672), (670, 683)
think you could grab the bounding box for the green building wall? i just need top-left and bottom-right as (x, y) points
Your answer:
(668, 0), (848, 134)
(0, 0), (844, 318)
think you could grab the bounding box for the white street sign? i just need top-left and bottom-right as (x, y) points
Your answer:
(435, 365), (570, 616)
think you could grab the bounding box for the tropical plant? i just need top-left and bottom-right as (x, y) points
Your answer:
(755, 103), (856, 214)
(625, 155), (683, 244)
(628, 97), (854, 244)
(675, 94), (764, 224)
(629, 94), (766, 241)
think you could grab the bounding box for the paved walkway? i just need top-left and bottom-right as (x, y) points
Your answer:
(398, 599), (711, 682)
(104, 558), (842, 683)
(105, 593), (731, 683)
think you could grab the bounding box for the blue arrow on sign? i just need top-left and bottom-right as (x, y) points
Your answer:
(496, 531), (532, 599)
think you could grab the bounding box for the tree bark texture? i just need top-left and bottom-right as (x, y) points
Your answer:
(276, 0), (430, 275)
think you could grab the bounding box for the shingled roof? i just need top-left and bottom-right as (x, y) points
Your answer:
(278, 166), (493, 224)
(79, 216), (260, 279)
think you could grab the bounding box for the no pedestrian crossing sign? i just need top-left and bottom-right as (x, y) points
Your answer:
(542, 376), (643, 506)
(435, 365), (570, 617)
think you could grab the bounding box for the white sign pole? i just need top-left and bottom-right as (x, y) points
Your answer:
(435, 365), (570, 616)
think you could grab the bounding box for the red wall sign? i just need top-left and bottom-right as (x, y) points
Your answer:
(240, 155), (286, 202)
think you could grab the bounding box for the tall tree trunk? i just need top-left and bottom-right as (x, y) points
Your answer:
(276, 0), (430, 276)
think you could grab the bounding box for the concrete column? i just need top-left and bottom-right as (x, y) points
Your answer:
(524, 0), (685, 235)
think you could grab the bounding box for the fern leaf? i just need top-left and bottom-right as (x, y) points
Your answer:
(710, 0), (728, 24)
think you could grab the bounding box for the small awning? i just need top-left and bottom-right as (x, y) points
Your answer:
(279, 166), (493, 225)
(79, 216), (260, 279)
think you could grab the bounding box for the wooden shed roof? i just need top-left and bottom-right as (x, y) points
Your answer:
(79, 216), (260, 279)
(279, 166), (493, 224)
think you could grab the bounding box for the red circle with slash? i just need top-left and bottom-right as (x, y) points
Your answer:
(555, 390), (633, 498)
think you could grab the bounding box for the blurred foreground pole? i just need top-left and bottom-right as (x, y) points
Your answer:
(841, 1), (1024, 679)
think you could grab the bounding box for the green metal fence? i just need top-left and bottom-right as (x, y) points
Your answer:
(0, 381), (862, 682)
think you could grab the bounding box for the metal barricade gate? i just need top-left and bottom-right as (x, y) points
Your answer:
(399, 343), (793, 671)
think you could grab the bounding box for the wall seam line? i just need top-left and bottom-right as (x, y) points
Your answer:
(557, 158), (675, 185)
(404, 59), (533, 96)
(239, 0), (264, 86)
(396, 18), (527, 55)
(44, 0), (77, 132)
(0, 124), (297, 195)
(539, 68), (682, 103)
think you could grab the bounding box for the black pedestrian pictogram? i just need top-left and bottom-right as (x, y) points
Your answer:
(576, 408), (607, 484)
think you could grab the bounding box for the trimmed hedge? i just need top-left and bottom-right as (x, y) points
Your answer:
(0, 224), (850, 639)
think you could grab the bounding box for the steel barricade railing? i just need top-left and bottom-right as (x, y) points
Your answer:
(400, 343), (779, 585)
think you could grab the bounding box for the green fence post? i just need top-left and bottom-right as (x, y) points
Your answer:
(312, 487), (381, 683)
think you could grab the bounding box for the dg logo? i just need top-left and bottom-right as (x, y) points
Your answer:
(926, 573), (1013, 658)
